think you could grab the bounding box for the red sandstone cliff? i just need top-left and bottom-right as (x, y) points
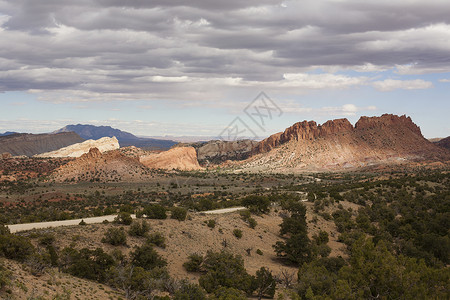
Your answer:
(243, 114), (449, 171)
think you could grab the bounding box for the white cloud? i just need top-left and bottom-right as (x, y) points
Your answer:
(319, 104), (377, 116)
(280, 73), (368, 89)
(372, 79), (433, 91)
(439, 78), (450, 83)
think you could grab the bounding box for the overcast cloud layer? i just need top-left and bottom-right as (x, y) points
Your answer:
(0, 0), (449, 103)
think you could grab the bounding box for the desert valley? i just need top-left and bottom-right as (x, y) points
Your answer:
(0, 114), (449, 299)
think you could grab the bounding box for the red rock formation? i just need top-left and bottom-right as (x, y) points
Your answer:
(256, 118), (354, 154)
(355, 114), (422, 136)
(52, 148), (149, 182)
(244, 114), (450, 172)
(435, 136), (450, 150)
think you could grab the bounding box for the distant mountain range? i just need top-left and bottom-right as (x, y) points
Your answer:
(0, 132), (18, 137)
(54, 124), (177, 150)
(0, 132), (84, 157)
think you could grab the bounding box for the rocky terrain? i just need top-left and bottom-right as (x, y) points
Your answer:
(51, 148), (151, 182)
(188, 139), (259, 165)
(434, 136), (450, 150)
(55, 124), (177, 150)
(0, 132), (83, 157)
(238, 114), (450, 172)
(140, 146), (202, 171)
(35, 137), (120, 158)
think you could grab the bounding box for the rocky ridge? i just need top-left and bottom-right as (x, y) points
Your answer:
(239, 114), (449, 172)
(35, 137), (120, 158)
(193, 140), (259, 165)
(434, 136), (450, 150)
(0, 132), (83, 157)
(52, 148), (151, 182)
(140, 146), (202, 171)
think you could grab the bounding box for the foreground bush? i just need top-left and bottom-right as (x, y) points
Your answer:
(130, 243), (167, 271)
(174, 280), (206, 300)
(198, 251), (254, 294)
(0, 233), (35, 262)
(114, 212), (133, 225)
(171, 207), (187, 221)
(241, 195), (270, 214)
(128, 220), (150, 237)
(60, 247), (115, 283)
(147, 232), (166, 248)
(102, 227), (127, 246)
(183, 253), (204, 272)
(143, 204), (167, 219)
(0, 260), (12, 290)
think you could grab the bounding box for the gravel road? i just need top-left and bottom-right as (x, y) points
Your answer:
(7, 206), (247, 233)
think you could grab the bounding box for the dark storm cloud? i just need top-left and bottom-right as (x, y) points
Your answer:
(0, 0), (449, 101)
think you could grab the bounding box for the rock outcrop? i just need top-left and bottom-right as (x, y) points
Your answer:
(435, 136), (450, 150)
(140, 147), (202, 171)
(255, 118), (354, 154)
(193, 140), (259, 165)
(239, 114), (450, 172)
(0, 132), (84, 157)
(35, 137), (120, 158)
(52, 148), (150, 182)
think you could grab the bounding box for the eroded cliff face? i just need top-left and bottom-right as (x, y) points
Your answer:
(355, 114), (422, 136)
(140, 146), (203, 171)
(195, 140), (259, 165)
(239, 114), (449, 172)
(35, 137), (120, 158)
(435, 136), (450, 150)
(255, 118), (353, 154)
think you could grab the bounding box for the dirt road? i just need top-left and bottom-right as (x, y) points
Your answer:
(7, 207), (248, 233)
(7, 215), (136, 233)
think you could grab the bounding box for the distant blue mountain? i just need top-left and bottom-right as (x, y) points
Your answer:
(54, 124), (177, 150)
(0, 131), (18, 136)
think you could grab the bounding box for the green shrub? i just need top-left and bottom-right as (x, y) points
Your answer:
(60, 247), (114, 283)
(130, 243), (167, 271)
(256, 249), (263, 256)
(147, 232), (166, 248)
(233, 229), (243, 239)
(212, 287), (247, 300)
(239, 210), (251, 220)
(254, 267), (276, 299)
(183, 253), (204, 272)
(171, 207), (187, 221)
(101, 227), (127, 246)
(241, 195), (270, 214)
(79, 219), (86, 225)
(128, 220), (150, 237)
(247, 218), (257, 229)
(206, 219), (216, 228)
(0, 234), (35, 261)
(198, 251), (254, 294)
(143, 204), (167, 219)
(114, 212), (133, 225)
(0, 260), (12, 290)
(174, 280), (206, 300)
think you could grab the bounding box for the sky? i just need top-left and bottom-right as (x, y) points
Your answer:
(0, 0), (449, 139)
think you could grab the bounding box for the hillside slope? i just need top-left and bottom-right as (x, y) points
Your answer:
(0, 132), (83, 156)
(240, 114), (449, 172)
(140, 146), (203, 171)
(52, 148), (151, 182)
(435, 136), (450, 150)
